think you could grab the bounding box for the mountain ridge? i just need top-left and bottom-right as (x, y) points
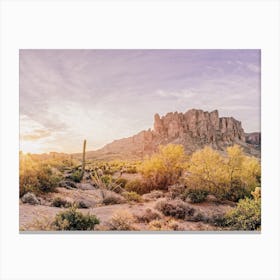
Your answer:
(84, 108), (261, 160)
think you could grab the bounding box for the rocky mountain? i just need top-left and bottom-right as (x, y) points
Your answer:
(86, 109), (260, 160)
(245, 132), (261, 147)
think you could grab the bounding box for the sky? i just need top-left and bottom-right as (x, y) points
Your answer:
(20, 49), (261, 154)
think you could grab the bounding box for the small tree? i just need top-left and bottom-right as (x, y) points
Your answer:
(226, 145), (245, 186)
(187, 146), (226, 195)
(139, 144), (187, 190)
(186, 145), (261, 201)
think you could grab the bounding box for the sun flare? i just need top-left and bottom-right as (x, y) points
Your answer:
(20, 140), (46, 154)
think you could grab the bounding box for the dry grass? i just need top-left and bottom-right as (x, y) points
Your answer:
(135, 208), (162, 223)
(107, 210), (136, 230)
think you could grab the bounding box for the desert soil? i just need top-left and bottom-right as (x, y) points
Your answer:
(19, 187), (233, 231)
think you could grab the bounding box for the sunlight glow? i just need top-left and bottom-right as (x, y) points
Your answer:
(20, 140), (47, 154)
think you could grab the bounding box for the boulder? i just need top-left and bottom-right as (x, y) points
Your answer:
(21, 192), (40, 205)
(59, 180), (77, 189)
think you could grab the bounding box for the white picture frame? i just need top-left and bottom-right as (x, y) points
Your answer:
(0, 0), (279, 279)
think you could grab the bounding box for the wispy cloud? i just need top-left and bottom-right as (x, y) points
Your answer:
(21, 130), (51, 141)
(20, 49), (261, 153)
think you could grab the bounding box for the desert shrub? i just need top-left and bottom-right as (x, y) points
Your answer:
(53, 207), (100, 230)
(103, 169), (114, 175)
(139, 144), (188, 190)
(114, 177), (128, 188)
(142, 190), (165, 201)
(148, 220), (163, 231)
(96, 168), (104, 176)
(36, 165), (61, 193)
(125, 166), (137, 174)
(206, 214), (227, 227)
(75, 200), (90, 209)
(227, 146), (261, 190)
(102, 191), (125, 205)
(168, 184), (187, 199)
(224, 196), (261, 230)
(52, 197), (72, 208)
(100, 175), (112, 185)
(22, 216), (55, 231)
(20, 185), (34, 198)
(71, 170), (83, 182)
(107, 210), (136, 230)
(184, 189), (209, 203)
(155, 199), (195, 220)
(20, 158), (61, 196)
(166, 218), (184, 231)
(125, 179), (150, 195)
(188, 211), (206, 222)
(92, 173), (122, 193)
(136, 208), (162, 223)
(122, 191), (143, 202)
(220, 179), (250, 202)
(251, 187), (261, 200)
(186, 145), (261, 201)
(148, 218), (184, 231)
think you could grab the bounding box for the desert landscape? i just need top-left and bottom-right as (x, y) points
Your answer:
(20, 108), (261, 232)
(19, 49), (261, 232)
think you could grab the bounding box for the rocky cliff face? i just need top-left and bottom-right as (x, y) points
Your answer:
(153, 109), (245, 144)
(90, 109), (260, 159)
(245, 132), (261, 146)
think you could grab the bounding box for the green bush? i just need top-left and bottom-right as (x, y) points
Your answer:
(37, 166), (61, 192)
(100, 175), (112, 185)
(52, 197), (72, 208)
(122, 191), (143, 202)
(20, 184), (37, 198)
(207, 214), (227, 227)
(75, 200), (89, 209)
(71, 170), (83, 183)
(184, 189), (209, 203)
(125, 179), (149, 195)
(225, 197), (261, 230)
(53, 207), (100, 230)
(220, 179), (251, 202)
(114, 177), (128, 188)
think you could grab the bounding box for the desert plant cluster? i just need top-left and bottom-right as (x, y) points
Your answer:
(19, 143), (261, 231)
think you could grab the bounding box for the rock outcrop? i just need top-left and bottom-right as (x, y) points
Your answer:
(245, 132), (261, 146)
(88, 109), (260, 159)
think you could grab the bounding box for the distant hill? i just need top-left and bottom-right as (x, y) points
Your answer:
(79, 108), (260, 160)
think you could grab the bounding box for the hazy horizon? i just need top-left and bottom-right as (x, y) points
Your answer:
(20, 49), (261, 154)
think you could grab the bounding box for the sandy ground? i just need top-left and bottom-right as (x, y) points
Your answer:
(19, 185), (233, 231)
(20, 201), (155, 229)
(20, 202), (223, 231)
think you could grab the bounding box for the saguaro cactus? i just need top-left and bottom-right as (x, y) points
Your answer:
(81, 139), (87, 178)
